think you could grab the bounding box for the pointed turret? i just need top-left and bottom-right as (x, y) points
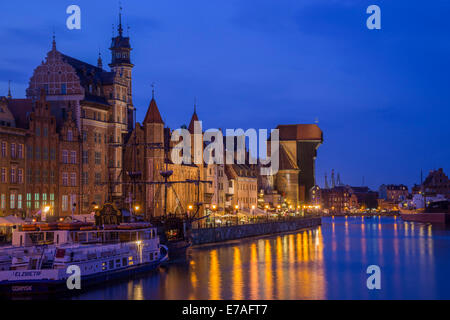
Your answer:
(97, 52), (103, 69)
(143, 88), (163, 124)
(188, 101), (199, 133)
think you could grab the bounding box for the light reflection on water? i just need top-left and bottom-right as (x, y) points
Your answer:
(72, 217), (450, 300)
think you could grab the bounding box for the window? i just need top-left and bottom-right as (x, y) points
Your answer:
(1, 142), (6, 157)
(10, 168), (16, 183)
(43, 147), (48, 160)
(62, 172), (68, 186)
(27, 168), (32, 184)
(50, 171), (55, 184)
(34, 193), (39, 209)
(67, 130), (73, 141)
(70, 173), (76, 186)
(82, 151), (88, 164)
(82, 131), (87, 142)
(35, 146), (40, 160)
(62, 195), (68, 212)
(36, 126), (40, 137)
(17, 144), (23, 159)
(95, 152), (101, 165)
(26, 193), (31, 209)
(61, 84), (67, 95)
(42, 193), (47, 206)
(1, 168), (6, 183)
(43, 170), (48, 184)
(50, 193), (55, 207)
(82, 172), (88, 185)
(18, 169), (23, 184)
(82, 195), (89, 209)
(70, 151), (76, 164)
(35, 169), (40, 183)
(11, 143), (16, 158)
(62, 150), (68, 164)
(1, 194), (5, 209)
(27, 146), (33, 159)
(10, 194), (15, 209)
(18, 194), (22, 209)
(50, 148), (55, 160)
(95, 173), (101, 185)
(43, 127), (48, 137)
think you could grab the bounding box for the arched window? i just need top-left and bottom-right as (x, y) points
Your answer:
(67, 130), (73, 142)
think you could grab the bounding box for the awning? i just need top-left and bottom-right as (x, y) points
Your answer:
(0, 215), (25, 226)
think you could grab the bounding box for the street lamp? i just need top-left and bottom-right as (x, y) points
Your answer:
(43, 205), (51, 222)
(211, 204), (217, 228)
(251, 205), (255, 223)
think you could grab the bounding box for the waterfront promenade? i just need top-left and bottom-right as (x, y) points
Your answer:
(192, 216), (321, 245)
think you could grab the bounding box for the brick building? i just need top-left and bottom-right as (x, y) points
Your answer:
(379, 184), (408, 203)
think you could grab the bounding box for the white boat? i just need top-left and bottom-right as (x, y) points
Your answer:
(0, 205), (169, 295)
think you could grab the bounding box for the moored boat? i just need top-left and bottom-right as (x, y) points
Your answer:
(0, 203), (169, 296)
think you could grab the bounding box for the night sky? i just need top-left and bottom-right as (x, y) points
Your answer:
(0, 0), (449, 190)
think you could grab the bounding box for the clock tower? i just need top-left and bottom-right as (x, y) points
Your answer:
(109, 7), (134, 131)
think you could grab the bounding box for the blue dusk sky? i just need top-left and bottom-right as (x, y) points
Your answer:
(0, 0), (449, 190)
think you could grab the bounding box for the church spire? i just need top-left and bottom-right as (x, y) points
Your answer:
(7, 80), (12, 99)
(188, 100), (199, 134)
(97, 51), (103, 69)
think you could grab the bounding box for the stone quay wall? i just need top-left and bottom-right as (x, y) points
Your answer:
(192, 217), (321, 245)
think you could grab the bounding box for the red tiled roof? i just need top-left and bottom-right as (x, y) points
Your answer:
(188, 111), (199, 133)
(143, 98), (164, 124)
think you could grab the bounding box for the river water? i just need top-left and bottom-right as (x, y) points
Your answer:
(71, 216), (450, 300)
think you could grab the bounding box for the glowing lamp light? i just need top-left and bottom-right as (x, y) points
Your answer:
(235, 205), (239, 210)
(134, 205), (140, 212)
(136, 240), (142, 245)
(212, 205), (217, 210)
(188, 205), (193, 210)
(43, 205), (51, 213)
(251, 205), (255, 210)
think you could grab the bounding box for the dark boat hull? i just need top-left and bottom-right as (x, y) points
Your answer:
(166, 240), (191, 261)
